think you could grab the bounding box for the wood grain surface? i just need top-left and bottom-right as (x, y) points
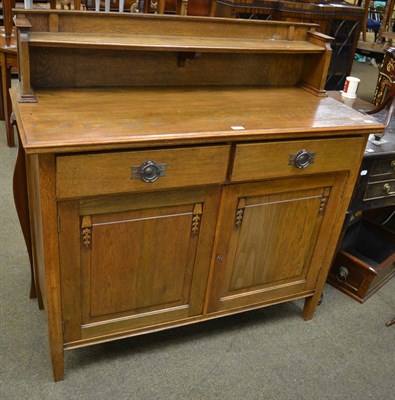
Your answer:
(12, 86), (383, 153)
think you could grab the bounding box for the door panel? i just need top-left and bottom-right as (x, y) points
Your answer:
(229, 189), (324, 291)
(59, 187), (221, 343)
(86, 205), (197, 318)
(207, 175), (335, 313)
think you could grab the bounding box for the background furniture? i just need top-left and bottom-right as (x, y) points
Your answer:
(327, 89), (395, 302)
(157, 0), (214, 15)
(0, 28), (17, 147)
(1, 0), (20, 147)
(1, 0), (134, 147)
(11, 9), (383, 381)
(373, 0), (395, 46)
(1, 0), (51, 148)
(212, 0), (365, 90)
(357, 0), (395, 57)
(372, 46), (395, 106)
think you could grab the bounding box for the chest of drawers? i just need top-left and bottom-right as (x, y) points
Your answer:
(328, 140), (395, 302)
(326, 92), (395, 301)
(364, 158), (395, 202)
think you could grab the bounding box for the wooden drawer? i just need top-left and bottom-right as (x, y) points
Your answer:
(364, 179), (395, 201)
(329, 250), (395, 303)
(370, 158), (395, 177)
(231, 137), (366, 182)
(328, 218), (395, 302)
(56, 145), (230, 199)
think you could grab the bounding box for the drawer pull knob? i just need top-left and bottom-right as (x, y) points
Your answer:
(131, 160), (166, 183)
(216, 254), (223, 263)
(336, 266), (349, 282)
(391, 160), (395, 172)
(289, 149), (316, 169)
(383, 183), (395, 195)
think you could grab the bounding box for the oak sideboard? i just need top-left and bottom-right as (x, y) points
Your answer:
(11, 10), (384, 381)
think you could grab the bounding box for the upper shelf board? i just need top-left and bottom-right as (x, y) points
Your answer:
(27, 32), (325, 53)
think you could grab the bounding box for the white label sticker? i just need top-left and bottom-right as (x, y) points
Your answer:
(231, 126), (246, 130)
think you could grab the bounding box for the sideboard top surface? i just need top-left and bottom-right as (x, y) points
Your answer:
(12, 85), (383, 153)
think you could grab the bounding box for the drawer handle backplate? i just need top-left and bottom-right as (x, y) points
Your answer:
(131, 160), (167, 183)
(289, 149), (316, 169)
(336, 266), (349, 282)
(383, 183), (395, 195)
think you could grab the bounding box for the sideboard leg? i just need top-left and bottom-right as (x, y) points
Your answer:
(50, 346), (65, 382)
(302, 292), (323, 321)
(38, 154), (65, 382)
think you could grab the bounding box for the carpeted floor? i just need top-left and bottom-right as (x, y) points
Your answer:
(1, 72), (394, 398)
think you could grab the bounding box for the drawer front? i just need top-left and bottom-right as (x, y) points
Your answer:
(56, 145), (230, 199)
(329, 250), (395, 302)
(364, 179), (395, 201)
(371, 158), (395, 177)
(231, 137), (366, 182)
(330, 251), (376, 298)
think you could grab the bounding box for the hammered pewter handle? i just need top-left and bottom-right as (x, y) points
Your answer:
(289, 149), (316, 169)
(131, 160), (166, 183)
(336, 266), (349, 282)
(383, 183), (395, 195)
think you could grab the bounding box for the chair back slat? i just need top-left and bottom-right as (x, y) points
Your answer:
(95, 0), (125, 12)
(24, 0), (33, 9)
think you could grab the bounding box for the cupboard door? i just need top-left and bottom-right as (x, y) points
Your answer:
(207, 174), (339, 313)
(59, 187), (220, 344)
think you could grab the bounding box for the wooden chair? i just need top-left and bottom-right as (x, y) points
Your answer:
(375, 0), (395, 46)
(366, 47), (395, 138)
(84, 0), (159, 13)
(176, 0), (213, 16)
(157, 0), (213, 16)
(358, 0), (395, 45)
(1, 0), (22, 148)
(91, 0), (126, 12)
(85, 0), (210, 14)
(372, 46), (395, 107)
